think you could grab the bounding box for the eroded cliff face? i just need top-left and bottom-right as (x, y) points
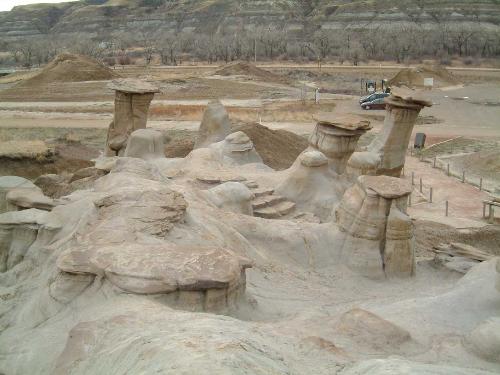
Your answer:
(1, 0), (499, 43)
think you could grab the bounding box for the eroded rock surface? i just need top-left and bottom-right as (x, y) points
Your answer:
(194, 100), (231, 149)
(336, 175), (413, 278)
(105, 79), (159, 156)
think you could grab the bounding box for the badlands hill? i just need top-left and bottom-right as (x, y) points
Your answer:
(1, 0), (500, 43)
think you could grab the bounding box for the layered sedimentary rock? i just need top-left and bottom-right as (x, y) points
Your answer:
(105, 79), (159, 156)
(0, 176), (36, 213)
(347, 88), (432, 177)
(309, 114), (371, 175)
(194, 100), (231, 149)
(336, 175), (413, 278)
(210, 131), (263, 165)
(58, 242), (251, 310)
(276, 150), (338, 221)
(204, 182), (255, 215)
(0, 208), (49, 272)
(124, 128), (165, 160)
(5, 187), (55, 211)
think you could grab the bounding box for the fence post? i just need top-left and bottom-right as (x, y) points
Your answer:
(445, 200), (449, 217)
(408, 194), (412, 207)
(412, 172), (415, 186)
(433, 157), (436, 168)
(462, 170), (465, 183)
(429, 187), (433, 203)
(479, 177), (483, 191)
(447, 164), (450, 176)
(419, 177), (423, 193)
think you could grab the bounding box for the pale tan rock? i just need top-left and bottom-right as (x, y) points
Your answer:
(210, 131), (263, 165)
(0, 176), (36, 213)
(124, 128), (165, 160)
(194, 100), (231, 149)
(204, 182), (255, 215)
(0, 208), (49, 271)
(57, 242), (252, 303)
(496, 257), (500, 292)
(276, 151), (339, 220)
(347, 88), (432, 177)
(336, 176), (413, 278)
(6, 187), (55, 211)
(309, 115), (371, 174)
(384, 205), (415, 277)
(464, 317), (500, 363)
(105, 79), (159, 156)
(336, 308), (412, 350)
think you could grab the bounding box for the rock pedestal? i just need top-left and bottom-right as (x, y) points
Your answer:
(309, 114), (371, 175)
(0, 176), (36, 214)
(194, 100), (231, 149)
(347, 88), (432, 177)
(335, 175), (414, 278)
(211, 131), (263, 165)
(105, 79), (159, 156)
(124, 129), (165, 160)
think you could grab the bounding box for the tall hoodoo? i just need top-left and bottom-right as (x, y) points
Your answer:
(347, 88), (432, 177)
(309, 114), (371, 175)
(105, 79), (159, 156)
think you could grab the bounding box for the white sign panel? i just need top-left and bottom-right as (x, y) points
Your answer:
(424, 78), (434, 87)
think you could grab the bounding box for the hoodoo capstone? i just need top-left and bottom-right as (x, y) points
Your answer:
(347, 87), (432, 177)
(105, 79), (159, 156)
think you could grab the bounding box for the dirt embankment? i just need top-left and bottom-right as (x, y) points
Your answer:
(215, 61), (290, 84)
(389, 65), (461, 88)
(164, 122), (308, 170)
(18, 53), (118, 87)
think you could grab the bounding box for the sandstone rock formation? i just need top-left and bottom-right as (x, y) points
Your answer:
(347, 87), (432, 177)
(497, 257), (500, 292)
(194, 100), (231, 149)
(336, 175), (413, 278)
(309, 114), (371, 175)
(276, 150), (339, 221)
(124, 128), (166, 160)
(464, 317), (500, 363)
(0, 176), (36, 213)
(0, 208), (49, 272)
(204, 182), (255, 215)
(6, 187), (55, 211)
(105, 79), (159, 156)
(210, 131), (263, 165)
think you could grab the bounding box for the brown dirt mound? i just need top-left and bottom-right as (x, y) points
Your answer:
(163, 123), (308, 170)
(388, 65), (461, 88)
(16, 53), (118, 87)
(215, 61), (289, 84)
(232, 122), (308, 170)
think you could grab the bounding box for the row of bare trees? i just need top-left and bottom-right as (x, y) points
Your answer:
(4, 23), (500, 68)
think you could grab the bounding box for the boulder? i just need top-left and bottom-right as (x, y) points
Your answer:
(124, 128), (166, 160)
(6, 187), (55, 211)
(0, 176), (36, 213)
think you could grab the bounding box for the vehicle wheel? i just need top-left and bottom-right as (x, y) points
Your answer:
(365, 105), (370, 110)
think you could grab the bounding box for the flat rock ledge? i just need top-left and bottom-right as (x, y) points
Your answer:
(57, 243), (252, 312)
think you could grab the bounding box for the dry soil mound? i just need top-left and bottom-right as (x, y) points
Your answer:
(388, 65), (461, 88)
(17, 53), (118, 87)
(215, 62), (289, 84)
(164, 123), (308, 170)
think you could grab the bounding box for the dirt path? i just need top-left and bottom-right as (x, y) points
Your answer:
(404, 155), (493, 225)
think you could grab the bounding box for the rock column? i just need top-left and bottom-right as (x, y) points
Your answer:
(347, 88), (432, 177)
(105, 79), (159, 156)
(335, 175), (414, 278)
(308, 114), (371, 175)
